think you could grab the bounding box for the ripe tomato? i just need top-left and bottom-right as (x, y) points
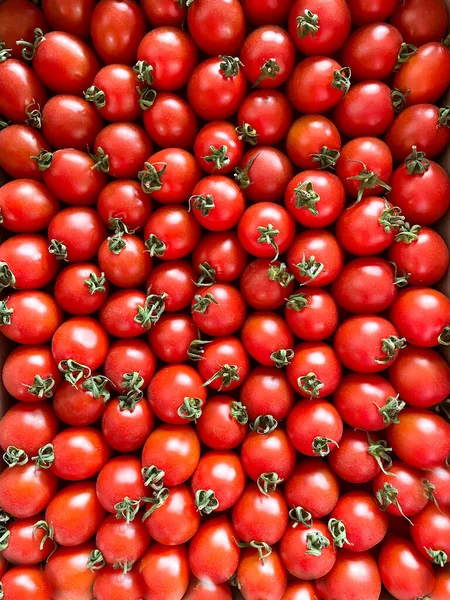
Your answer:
(0, 462), (58, 518)
(141, 0), (185, 27)
(93, 567), (148, 600)
(99, 289), (152, 339)
(103, 338), (155, 394)
(328, 429), (386, 483)
(283, 581), (320, 600)
(389, 345), (450, 408)
(285, 458), (339, 518)
(426, 467), (450, 511)
(240, 312), (293, 367)
(190, 176), (245, 231)
(96, 455), (147, 518)
(193, 231), (248, 283)
(87, 64), (142, 122)
(237, 548), (287, 600)
(287, 399), (343, 457)
(94, 122), (152, 179)
(91, 0), (145, 65)
(192, 283), (246, 337)
(51, 427), (110, 481)
(0, 180), (58, 233)
(146, 261), (196, 312)
(241, 427), (295, 484)
(2, 514), (55, 565)
(96, 513), (149, 567)
(149, 314), (197, 363)
(48, 206), (106, 263)
(286, 115), (341, 171)
(98, 234), (151, 288)
(194, 122), (244, 176)
(379, 536), (435, 600)
(54, 263), (108, 315)
(239, 366), (294, 422)
(183, 580), (232, 600)
(287, 230), (344, 287)
(285, 288), (339, 341)
(237, 147), (294, 205)
(237, 90), (293, 146)
(53, 374), (106, 426)
(287, 342), (342, 398)
(373, 461), (429, 518)
(0, 58), (47, 125)
(390, 0), (449, 46)
(143, 92), (198, 149)
(325, 550), (382, 600)
(281, 520), (336, 580)
(240, 259), (295, 311)
(196, 395), (248, 450)
(187, 0), (245, 56)
(102, 397), (154, 452)
(242, 0), (293, 26)
(387, 408), (450, 470)
(288, 0), (350, 56)
(140, 544), (189, 600)
(52, 316), (109, 372)
(0, 125), (50, 181)
(0, 0), (49, 60)
(0, 566), (51, 600)
(42, 0), (96, 38)
(45, 542), (97, 600)
(144, 205), (201, 261)
(0, 234), (59, 290)
(97, 180), (151, 232)
(198, 336), (250, 392)
(0, 400), (59, 455)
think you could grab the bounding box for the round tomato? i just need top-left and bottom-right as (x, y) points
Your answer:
(94, 122), (152, 179)
(93, 567), (148, 600)
(99, 289), (152, 339)
(183, 580), (232, 600)
(144, 205), (201, 261)
(194, 121), (244, 175)
(286, 115), (341, 170)
(2, 514), (55, 565)
(0, 179), (59, 233)
(239, 366), (294, 422)
(325, 550), (382, 600)
(149, 314), (197, 364)
(390, 0), (449, 46)
(141, 0), (185, 27)
(54, 263), (109, 315)
(373, 461), (429, 518)
(0, 400), (59, 455)
(52, 316), (109, 373)
(87, 64), (142, 122)
(97, 180), (152, 232)
(192, 283), (246, 337)
(196, 395), (248, 450)
(287, 399), (343, 457)
(98, 234), (151, 288)
(140, 544), (189, 600)
(240, 312), (293, 367)
(48, 207), (106, 262)
(102, 397), (154, 453)
(45, 543), (97, 600)
(237, 147), (294, 204)
(51, 427), (110, 481)
(285, 458), (339, 518)
(287, 342), (342, 398)
(241, 427), (296, 484)
(0, 234), (59, 290)
(237, 548), (287, 600)
(143, 92), (198, 149)
(187, 0), (245, 56)
(96, 455), (147, 520)
(242, 0), (292, 25)
(96, 513), (149, 568)
(0, 125), (50, 181)
(328, 429), (387, 483)
(198, 336), (250, 392)
(193, 231), (248, 283)
(287, 230), (344, 287)
(240, 258), (295, 311)
(285, 288), (339, 341)
(237, 90), (293, 146)
(1, 566), (51, 600)
(0, 462), (58, 518)
(190, 176), (245, 231)
(53, 374), (107, 426)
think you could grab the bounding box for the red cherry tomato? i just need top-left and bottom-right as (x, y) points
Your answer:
(196, 395), (248, 450)
(143, 92), (198, 149)
(0, 462), (58, 518)
(1, 566), (51, 600)
(192, 283), (247, 337)
(148, 314), (199, 365)
(194, 121), (244, 176)
(0, 234), (59, 290)
(96, 513), (150, 567)
(287, 341), (342, 399)
(97, 180), (151, 232)
(187, 0), (246, 56)
(0, 180), (59, 233)
(238, 147), (294, 205)
(239, 366), (294, 422)
(140, 544), (189, 600)
(93, 567), (148, 600)
(0, 400), (59, 455)
(53, 374), (106, 426)
(189, 176), (246, 231)
(390, 0), (449, 47)
(286, 115), (341, 171)
(198, 336), (250, 392)
(144, 205), (201, 261)
(42, 0), (96, 38)
(141, 0), (185, 27)
(285, 287), (339, 341)
(45, 543), (97, 600)
(373, 461), (429, 518)
(237, 90), (293, 146)
(240, 258), (295, 311)
(54, 263), (108, 315)
(328, 429), (386, 483)
(2, 514), (55, 565)
(193, 231), (248, 283)
(287, 399), (343, 457)
(241, 311), (293, 367)
(237, 548), (287, 600)
(88, 64), (142, 122)
(94, 122), (152, 179)
(0, 59), (47, 125)
(287, 230), (344, 287)
(241, 427), (296, 482)
(0, 125), (50, 181)
(325, 550), (382, 600)
(0, 0), (49, 60)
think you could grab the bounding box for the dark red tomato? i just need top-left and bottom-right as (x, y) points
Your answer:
(102, 397), (154, 452)
(433, 566), (450, 600)
(287, 57), (349, 114)
(193, 231), (248, 283)
(281, 520), (336, 580)
(146, 260), (196, 312)
(141, 0), (185, 27)
(325, 550), (381, 600)
(390, 0), (449, 46)
(42, 95), (103, 151)
(0, 179), (58, 233)
(240, 312), (293, 367)
(0, 462), (58, 518)
(336, 137), (393, 202)
(94, 122), (152, 179)
(238, 202), (296, 261)
(286, 115), (341, 171)
(237, 147), (294, 205)
(237, 90), (293, 146)
(389, 227), (449, 286)
(97, 514), (149, 567)
(144, 484), (200, 545)
(189, 516), (240, 585)
(0, 234), (59, 290)
(333, 81), (395, 138)
(198, 336), (250, 392)
(192, 283), (247, 337)
(0, 400), (58, 455)
(45, 482), (105, 546)
(1, 566), (51, 600)
(98, 234), (151, 288)
(379, 536), (435, 600)
(1, 345), (61, 404)
(149, 314), (198, 364)
(241, 428), (296, 482)
(328, 429), (385, 483)
(426, 468), (450, 510)
(48, 207), (106, 262)
(285, 288), (339, 341)
(394, 43), (450, 107)
(103, 338), (155, 393)
(52, 316), (109, 372)
(99, 289), (150, 339)
(32, 31), (99, 95)
(287, 342), (342, 399)
(96, 455), (146, 516)
(1, 290), (62, 345)
(232, 483), (288, 545)
(288, 0), (351, 56)
(0, 125), (50, 181)
(241, 26), (295, 89)
(143, 92), (198, 149)
(341, 23), (402, 81)
(138, 27), (198, 91)
(91, 0), (145, 64)
(54, 263), (108, 315)
(334, 373), (398, 431)
(53, 375), (106, 426)
(385, 104), (450, 163)
(93, 567), (148, 600)
(52, 427), (110, 481)
(147, 364), (207, 425)
(194, 122), (244, 176)
(45, 543), (96, 600)
(285, 458), (339, 518)
(332, 257), (398, 314)
(346, 0), (397, 23)
(387, 408), (450, 470)
(187, 57), (247, 121)
(184, 580), (232, 600)
(374, 461), (429, 518)
(0, 0), (48, 60)
(142, 425), (200, 486)
(284, 170), (345, 228)
(140, 148), (201, 204)
(336, 197), (396, 256)
(191, 450), (246, 512)
(140, 544), (189, 600)
(287, 399), (343, 457)
(42, 0), (96, 38)
(98, 180), (151, 232)
(390, 287), (450, 347)
(144, 205), (201, 261)
(287, 230), (344, 287)
(88, 64), (142, 122)
(240, 258), (295, 311)
(240, 366), (294, 422)
(237, 548), (287, 600)
(0, 59), (47, 125)
(196, 395), (248, 450)
(190, 176), (245, 231)
(242, 0), (292, 25)
(187, 0), (245, 56)
(389, 345), (450, 408)
(3, 514), (54, 565)
(389, 158), (450, 225)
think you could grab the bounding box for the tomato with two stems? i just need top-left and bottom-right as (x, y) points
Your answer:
(42, 0), (96, 38)
(87, 64), (142, 122)
(287, 399), (343, 457)
(241, 427), (296, 483)
(196, 396), (248, 450)
(144, 205), (201, 261)
(192, 283), (247, 337)
(97, 180), (152, 232)
(52, 316), (109, 371)
(285, 288), (339, 341)
(0, 462), (58, 518)
(198, 336), (250, 392)
(0, 125), (50, 181)
(0, 566), (51, 600)
(51, 427), (110, 481)
(98, 234), (151, 288)
(147, 261), (196, 312)
(237, 147), (294, 205)
(93, 567), (148, 600)
(390, 0), (449, 46)
(373, 461), (429, 518)
(102, 397), (154, 453)
(143, 92), (198, 149)
(48, 207), (106, 262)
(287, 342), (342, 398)
(240, 259), (295, 311)
(237, 548), (287, 600)
(237, 90), (293, 146)
(285, 458), (340, 518)
(45, 542), (97, 600)
(148, 314), (198, 364)
(140, 544), (189, 600)
(0, 180), (59, 233)
(193, 231), (248, 283)
(239, 367), (294, 422)
(0, 0), (49, 59)
(0, 58), (47, 125)
(99, 289), (151, 338)
(96, 514), (150, 567)
(0, 401), (59, 455)
(286, 115), (341, 171)
(194, 122), (244, 175)
(94, 122), (152, 179)
(328, 429), (387, 483)
(53, 375), (106, 426)
(189, 176), (245, 231)
(287, 230), (344, 287)
(2, 514), (55, 565)
(324, 550), (382, 600)
(187, 0), (245, 56)
(54, 263), (109, 315)
(240, 312), (293, 367)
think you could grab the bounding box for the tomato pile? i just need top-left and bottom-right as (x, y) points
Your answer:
(0, 0), (450, 598)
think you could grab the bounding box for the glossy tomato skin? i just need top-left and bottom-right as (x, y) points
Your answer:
(287, 230), (344, 286)
(286, 115), (341, 170)
(240, 311), (293, 366)
(42, 0), (96, 38)
(0, 463), (58, 518)
(45, 542), (97, 600)
(91, 0), (146, 64)
(189, 176), (246, 231)
(194, 122), (244, 176)
(198, 336), (250, 392)
(287, 342), (342, 398)
(288, 0), (351, 56)
(141, 0), (185, 27)
(433, 567), (450, 600)
(96, 455), (147, 513)
(389, 345), (450, 408)
(48, 206), (106, 261)
(189, 515), (240, 585)
(0, 59), (47, 124)
(90, 64), (142, 122)
(0, 125), (50, 181)
(102, 398), (154, 452)
(325, 550), (382, 600)
(144, 205), (201, 261)
(99, 289), (149, 338)
(0, 0), (49, 59)
(390, 0), (449, 46)
(41, 95), (104, 151)
(285, 287), (339, 341)
(51, 427), (111, 481)
(97, 180), (151, 232)
(239, 367), (294, 422)
(240, 258), (295, 311)
(196, 395), (248, 450)
(54, 263), (109, 315)
(0, 400), (58, 455)
(242, 0), (292, 25)
(142, 425), (201, 486)
(140, 544), (189, 600)
(0, 234), (59, 290)
(143, 93), (198, 149)
(147, 261), (196, 312)
(98, 234), (151, 288)
(0, 566), (52, 600)
(149, 314), (198, 363)
(183, 580), (232, 600)
(2, 514), (55, 564)
(241, 428), (296, 482)
(238, 147), (294, 205)
(379, 536), (435, 600)
(52, 316), (109, 371)
(94, 122), (152, 179)
(387, 409), (450, 470)
(0, 179), (59, 233)
(285, 458), (340, 518)
(103, 338), (156, 393)
(426, 468), (450, 510)
(187, 0), (245, 56)
(237, 548), (287, 600)
(373, 461), (429, 518)
(237, 90), (293, 146)
(96, 514), (150, 567)
(33, 31), (99, 95)
(328, 429), (384, 483)
(53, 375), (106, 426)
(410, 504), (450, 563)
(287, 399), (343, 457)
(93, 567), (148, 600)
(192, 283), (247, 337)
(193, 231), (248, 283)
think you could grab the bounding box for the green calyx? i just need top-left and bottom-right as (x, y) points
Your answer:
(389, 261), (411, 288)
(118, 372), (144, 410)
(230, 401), (248, 425)
(298, 372), (324, 398)
(81, 375), (111, 403)
(378, 202), (405, 233)
(426, 548), (448, 567)
(195, 262), (216, 287)
(0, 42), (12, 63)
(235, 123), (258, 145)
(438, 327), (450, 346)
(394, 221), (421, 244)
(84, 86), (106, 109)
(376, 482), (412, 524)
(138, 162), (167, 194)
(25, 101), (42, 129)
(296, 9), (319, 38)
(305, 531), (330, 556)
(257, 472), (284, 496)
(27, 375), (55, 399)
(16, 27), (45, 61)
(312, 436), (339, 457)
(114, 497), (141, 524)
(328, 518), (352, 548)
(177, 396), (204, 421)
(31, 149), (53, 171)
(33, 520), (56, 552)
(142, 465), (165, 492)
(395, 42), (418, 71)
(294, 180), (320, 215)
(87, 549), (106, 572)
(187, 339), (211, 361)
(236, 540), (272, 565)
(144, 233), (166, 257)
(311, 146), (340, 170)
(347, 160), (392, 203)
(0, 262), (16, 291)
(0, 300), (13, 326)
(107, 231), (126, 255)
(391, 88), (410, 113)
(295, 253), (324, 285)
(48, 239), (68, 261)
(257, 224), (280, 261)
(90, 146), (109, 173)
(404, 146), (430, 175)
(32, 444), (54, 469)
(286, 292), (310, 311)
(202, 364), (240, 390)
(219, 56), (243, 78)
(267, 262), (294, 288)
(134, 292), (168, 329)
(3, 445), (28, 468)
(58, 359), (91, 386)
(289, 506), (313, 529)
(233, 154), (259, 190)
(84, 271), (106, 295)
(195, 489), (219, 515)
(366, 435), (394, 475)
(137, 86), (157, 110)
(438, 107), (450, 128)
(378, 394), (406, 425)
(142, 487), (170, 521)
(133, 60), (154, 85)
(203, 145), (230, 171)
(422, 479), (440, 510)
(331, 67), (351, 96)
(270, 349), (294, 368)
(192, 292), (218, 314)
(253, 58), (280, 88)
(0, 526), (9, 552)
(375, 336), (407, 365)
(189, 194), (215, 217)
(250, 415), (278, 435)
